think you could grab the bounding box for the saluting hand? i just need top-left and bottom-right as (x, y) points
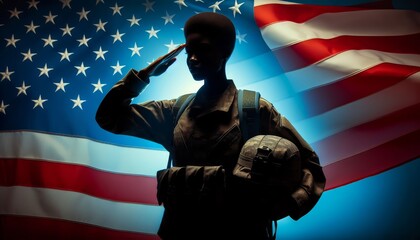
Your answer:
(137, 44), (186, 79)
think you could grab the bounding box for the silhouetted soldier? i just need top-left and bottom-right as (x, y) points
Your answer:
(97, 12), (325, 240)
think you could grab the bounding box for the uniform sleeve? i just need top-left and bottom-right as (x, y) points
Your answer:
(260, 98), (326, 220)
(96, 69), (176, 151)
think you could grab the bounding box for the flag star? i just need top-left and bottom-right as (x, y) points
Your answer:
(25, 21), (40, 34)
(195, 0), (204, 2)
(77, 35), (91, 47)
(21, 49), (37, 62)
(92, 79), (106, 93)
(1, 67), (14, 81)
(54, 78), (69, 92)
(94, 46), (108, 60)
(27, 0), (40, 10)
(42, 34), (57, 48)
(77, 7), (90, 21)
(5, 35), (20, 48)
(229, 0), (244, 17)
(236, 30), (247, 44)
(60, 24), (74, 36)
(96, 0), (105, 4)
(209, 0), (224, 12)
(75, 62), (90, 76)
(143, 0), (155, 12)
(162, 11), (175, 25)
(146, 26), (160, 39)
(94, 19), (107, 32)
(111, 61), (125, 75)
(9, 8), (23, 19)
(127, 15), (141, 27)
(60, 0), (72, 9)
(71, 95), (86, 110)
(16, 81), (31, 96)
(129, 42), (143, 57)
(58, 48), (73, 62)
(44, 11), (58, 24)
(0, 101), (9, 115)
(111, 30), (125, 43)
(174, 0), (188, 9)
(165, 40), (178, 52)
(32, 95), (47, 109)
(110, 2), (123, 15)
(38, 63), (53, 77)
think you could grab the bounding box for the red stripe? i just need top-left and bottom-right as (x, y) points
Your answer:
(272, 33), (420, 72)
(254, 1), (394, 28)
(0, 158), (159, 205)
(0, 215), (159, 240)
(313, 103), (420, 166)
(323, 129), (420, 190)
(294, 63), (420, 119)
(255, 3), (364, 28)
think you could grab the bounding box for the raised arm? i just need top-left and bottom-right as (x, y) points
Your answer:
(96, 44), (185, 150)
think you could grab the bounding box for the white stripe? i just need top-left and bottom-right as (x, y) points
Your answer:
(261, 9), (420, 49)
(283, 50), (420, 93)
(290, 71), (420, 144)
(0, 131), (168, 177)
(254, 0), (299, 7)
(0, 186), (163, 234)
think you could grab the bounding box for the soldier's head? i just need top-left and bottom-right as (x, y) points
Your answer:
(184, 12), (236, 81)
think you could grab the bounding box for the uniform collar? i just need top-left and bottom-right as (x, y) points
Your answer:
(189, 80), (237, 117)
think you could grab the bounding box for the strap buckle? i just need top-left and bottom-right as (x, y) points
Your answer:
(251, 146), (272, 181)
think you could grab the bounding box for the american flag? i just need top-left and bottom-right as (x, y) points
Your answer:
(254, 0), (420, 189)
(0, 0), (419, 239)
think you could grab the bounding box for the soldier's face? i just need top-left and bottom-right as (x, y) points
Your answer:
(185, 33), (225, 81)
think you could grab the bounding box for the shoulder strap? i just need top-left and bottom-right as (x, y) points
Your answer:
(168, 93), (195, 168)
(237, 89), (261, 142)
(173, 93), (195, 124)
(239, 89), (277, 238)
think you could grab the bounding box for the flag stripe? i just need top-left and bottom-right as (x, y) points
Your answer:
(254, 0), (299, 7)
(323, 129), (420, 190)
(0, 186), (163, 234)
(284, 50), (420, 93)
(0, 158), (159, 205)
(313, 103), (420, 166)
(0, 131), (168, 177)
(293, 71), (420, 144)
(260, 9), (420, 49)
(255, 2), (364, 27)
(253, 0), (394, 8)
(0, 215), (160, 240)
(294, 63), (420, 118)
(272, 33), (420, 72)
(254, 0), (395, 27)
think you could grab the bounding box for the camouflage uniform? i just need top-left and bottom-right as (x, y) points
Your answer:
(96, 69), (326, 239)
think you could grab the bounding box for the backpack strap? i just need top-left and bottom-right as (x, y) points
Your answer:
(173, 93), (196, 124)
(168, 93), (196, 168)
(237, 89), (261, 142)
(239, 89), (278, 239)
